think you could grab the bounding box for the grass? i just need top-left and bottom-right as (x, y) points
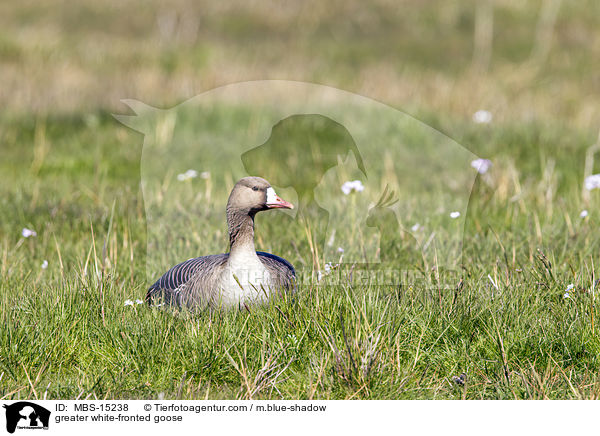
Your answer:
(1, 105), (600, 400)
(1, 0), (600, 400)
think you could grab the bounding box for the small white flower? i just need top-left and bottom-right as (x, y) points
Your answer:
(318, 262), (339, 282)
(41, 260), (48, 269)
(22, 228), (37, 238)
(473, 110), (492, 124)
(337, 247), (344, 253)
(450, 211), (460, 219)
(411, 223), (420, 232)
(124, 299), (134, 306)
(563, 284), (575, 299)
(584, 174), (600, 191)
(341, 180), (365, 195)
(177, 169), (199, 181)
(200, 171), (210, 179)
(135, 299), (144, 305)
(471, 158), (492, 174)
(580, 210), (589, 218)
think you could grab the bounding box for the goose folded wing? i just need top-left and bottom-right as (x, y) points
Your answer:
(257, 251), (296, 291)
(146, 254), (228, 305)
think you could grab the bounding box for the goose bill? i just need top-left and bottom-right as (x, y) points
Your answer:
(266, 187), (294, 209)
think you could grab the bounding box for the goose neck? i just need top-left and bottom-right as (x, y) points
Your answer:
(227, 209), (256, 256)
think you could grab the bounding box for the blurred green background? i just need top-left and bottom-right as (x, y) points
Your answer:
(0, 0), (597, 129)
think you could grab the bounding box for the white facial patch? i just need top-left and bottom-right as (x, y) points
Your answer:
(266, 187), (278, 204)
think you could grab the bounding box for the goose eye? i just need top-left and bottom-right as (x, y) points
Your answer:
(252, 186), (259, 191)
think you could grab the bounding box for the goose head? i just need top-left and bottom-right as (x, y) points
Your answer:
(227, 176), (293, 216)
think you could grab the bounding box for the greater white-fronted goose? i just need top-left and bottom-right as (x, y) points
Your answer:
(146, 176), (295, 309)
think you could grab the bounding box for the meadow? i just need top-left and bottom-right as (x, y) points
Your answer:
(1, 0), (600, 400)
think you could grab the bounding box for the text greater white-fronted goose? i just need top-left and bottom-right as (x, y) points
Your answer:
(146, 176), (295, 309)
